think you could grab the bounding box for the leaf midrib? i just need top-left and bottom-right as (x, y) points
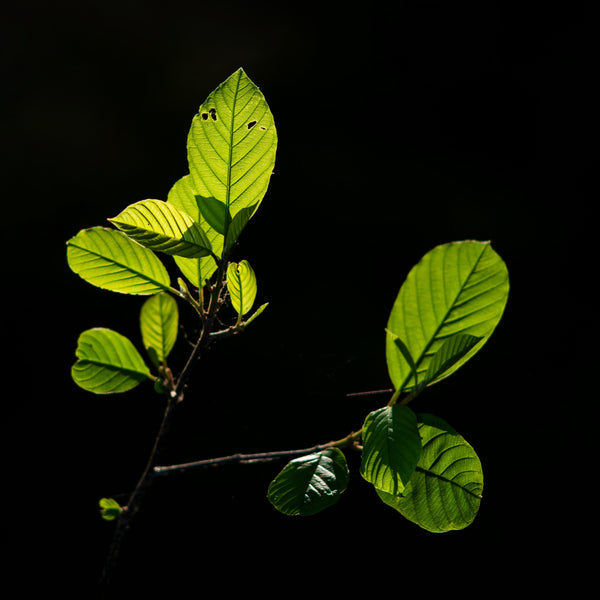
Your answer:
(77, 358), (149, 377)
(68, 235), (170, 291)
(70, 246), (167, 288)
(399, 244), (488, 392)
(225, 71), (242, 219)
(414, 465), (482, 499)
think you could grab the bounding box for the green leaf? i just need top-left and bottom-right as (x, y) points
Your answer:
(195, 195), (228, 235)
(360, 406), (422, 496)
(242, 302), (269, 328)
(267, 448), (350, 516)
(187, 68), (277, 242)
(67, 227), (171, 295)
(109, 199), (212, 258)
(227, 260), (257, 316)
(386, 241), (509, 393)
(386, 331), (419, 389)
(99, 498), (122, 521)
(225, 203), (256, 249)
(377, 414), (483, 532)
(140, 293), (179, 366)
(71, 328), (151, 394)
(424, 334), (483, 386)
(167, 175), (223, 288)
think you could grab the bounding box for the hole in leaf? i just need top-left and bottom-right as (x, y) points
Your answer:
(201, 112), (209, 121)
(260, 126), (266, 130)
(247, 120), (257, 129)
(209, 108), (217, 121)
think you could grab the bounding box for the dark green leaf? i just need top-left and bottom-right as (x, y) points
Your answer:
(267, 449), (349, 516)
(377, 414), (483, 532)
(360, 406), (422, 495)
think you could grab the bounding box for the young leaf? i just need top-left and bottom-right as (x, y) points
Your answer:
(386, 241), (509, 393)
(140, 293), (179, 366)
(267, 449), (350, 516)
(227, 260), (257, 317)
(109, 199), (212, 258)
(71, 328), (151, 394)
(67, 227), (171, 295)
(187, 68), (277, 242)
(99, 498), (122, 521)
(167, 175), (223, 288)
(242, 302), (269, 328)
(360, 406), (422, 496)
(377, 414), (483, 532)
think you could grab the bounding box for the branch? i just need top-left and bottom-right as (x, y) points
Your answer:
(153, 445), (332, 475)
(172, 263), (227, 401)
(99, 265), (230, 587)
(99, 393), (177, 586)
(153, 431), (364, 476)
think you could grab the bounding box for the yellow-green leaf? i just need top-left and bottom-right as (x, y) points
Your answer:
(386, 241), (509, 393)
(140, 293), (179, 366)
(66, 227), (171, 295)
(227, 260), (257, 316)
(71, 328), (151, 394)
(109, 199), (212, 258)
(187, 68), (277, 242)
(167, 174), (223, 287)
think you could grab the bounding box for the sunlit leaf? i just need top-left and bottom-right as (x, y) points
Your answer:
(187, 68), (277, 244)
(71, 328), (151, 394)
(140, 293), (179, 366)
(242, 302), (269, 328)
(386, 331), (419, 389)
(225, 203), (256, 249)
(109, 199), (212, 258)
(227, 260), (257, 316)
(66, 227), (171, 295)
(267, 449), (349, 516)
(360, 406), (421, 496)
(377, 414), (483, 532)
(424, 334), (483, 386)
(167, 174), (223, 288)
(386, 241), (509, 393)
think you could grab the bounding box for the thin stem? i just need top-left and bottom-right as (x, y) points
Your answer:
(387, 385), (423, 407)
(153, 445), (332, 474)
(99, 261), (229, 587)
(173, 260), (226, 401)
(198, 284), (205, 314)
(99, 393), (177, 586)
(346, 388), (393, 398)
(153, 430), (364, 476)
(387, 387), (402, 406)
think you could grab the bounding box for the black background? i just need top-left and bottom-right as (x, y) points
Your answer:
(4, 0), (595, 596)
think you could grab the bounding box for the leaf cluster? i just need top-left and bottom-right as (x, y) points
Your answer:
(66, 69), (510, 541)
(67, 69), (274, 396)
(267, 240), (509, 532)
